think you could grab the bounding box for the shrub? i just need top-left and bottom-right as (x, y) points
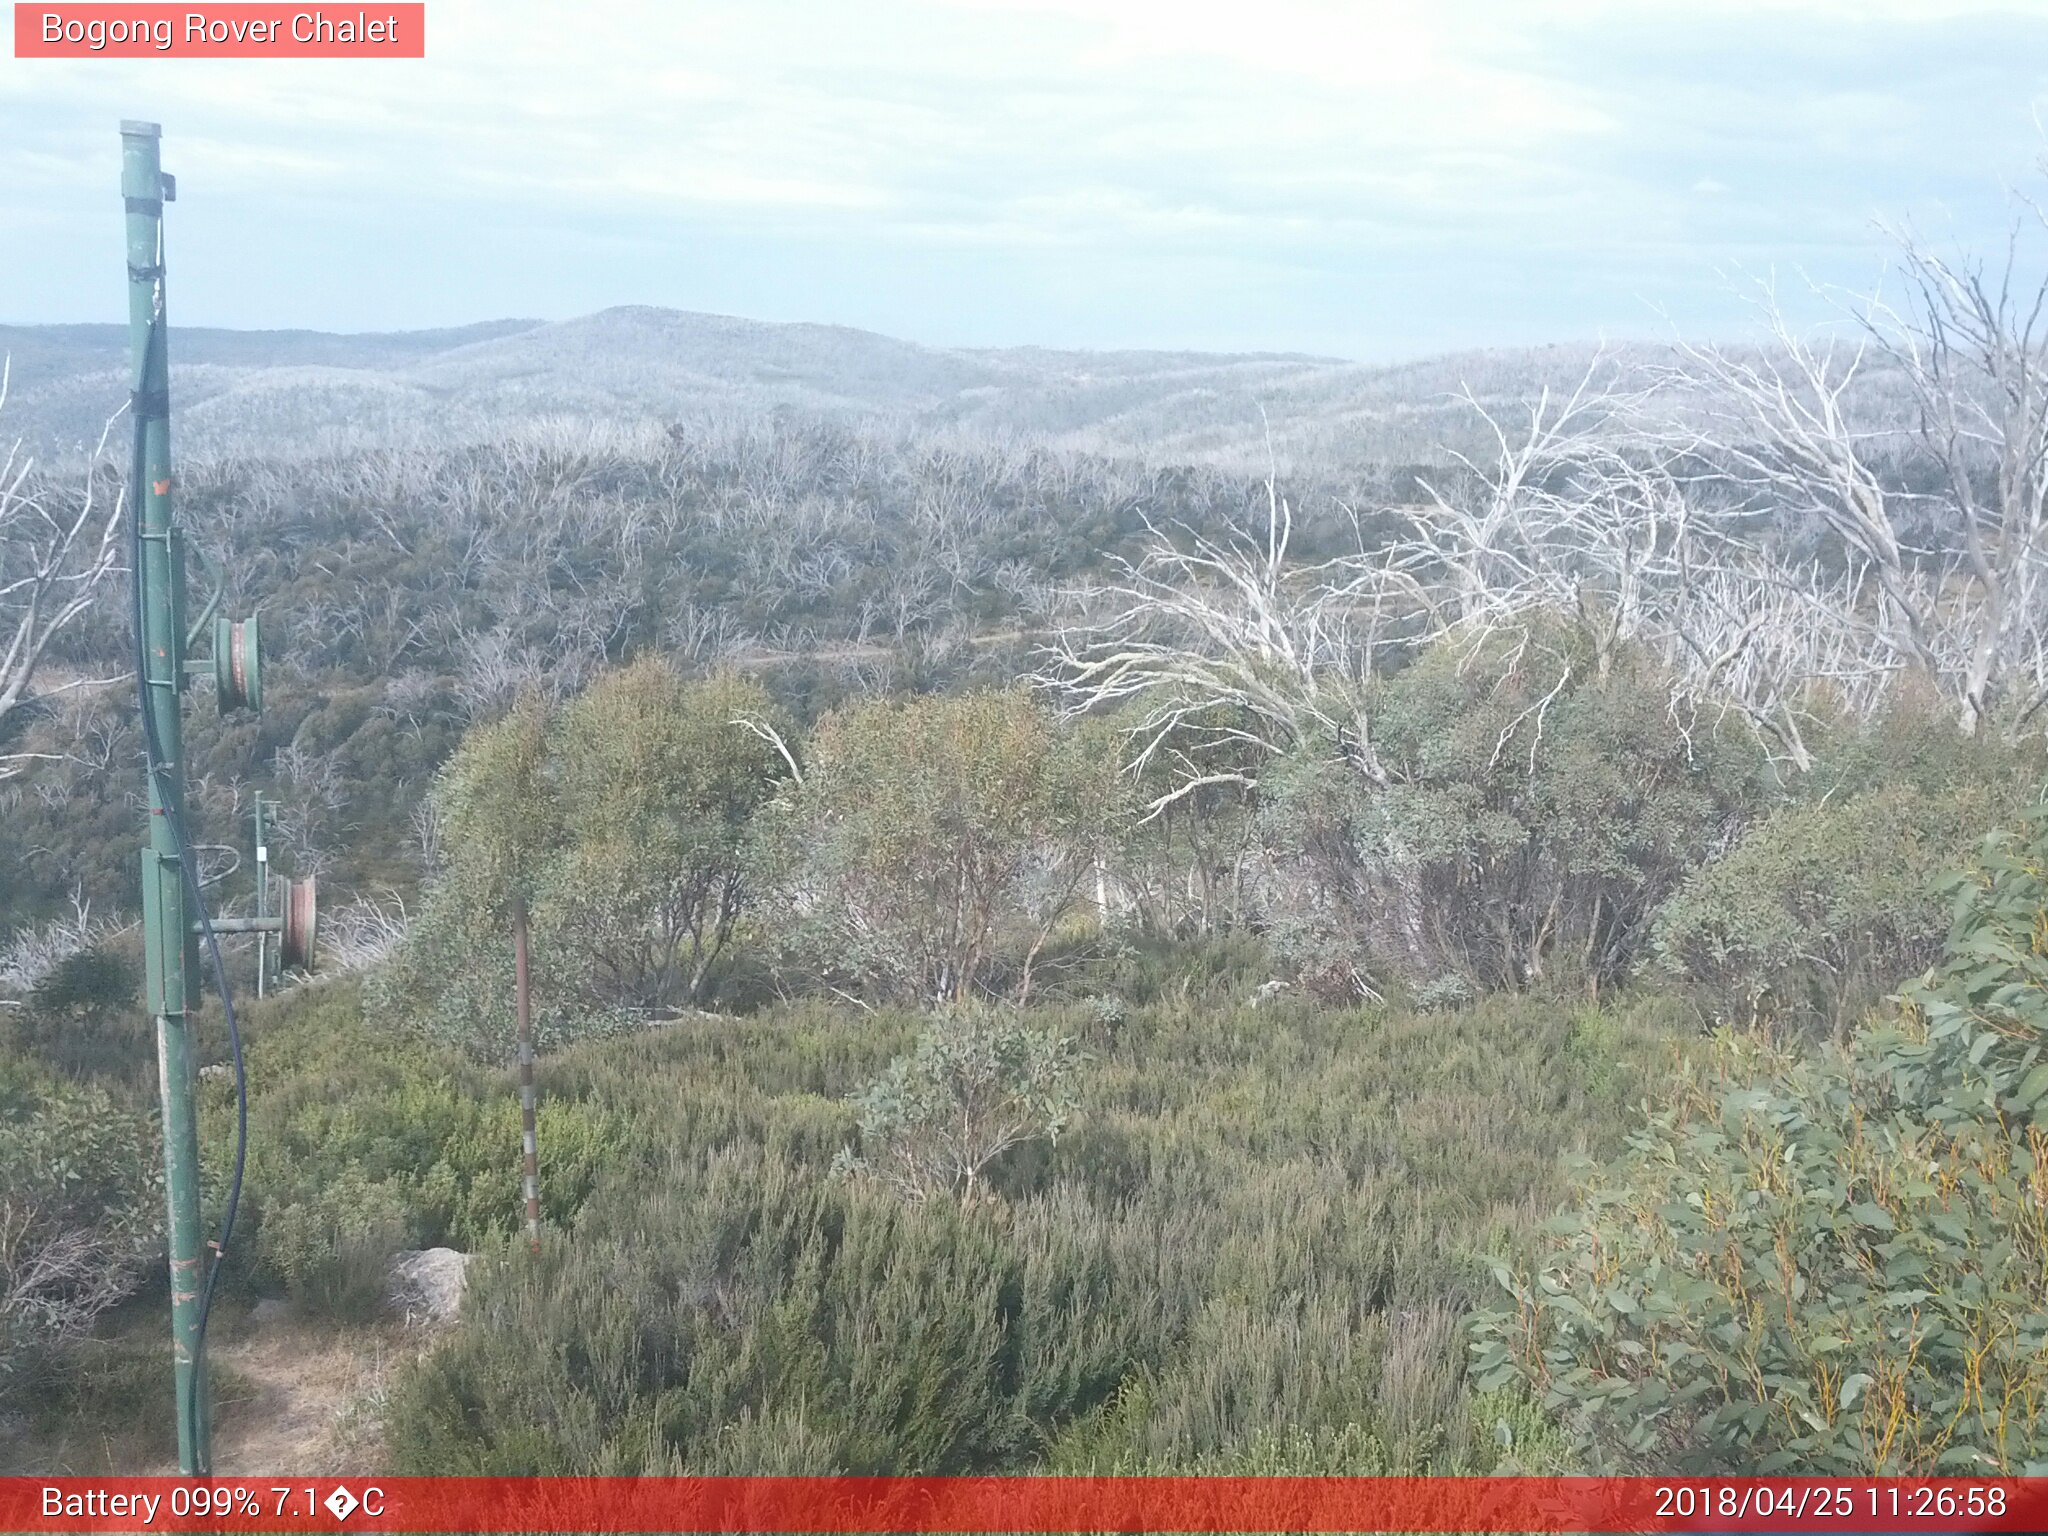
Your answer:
(385, 1152), (1107, 1474)
(756, 690), (1126, 1005)
(198, 982), (619, 1317)
(1474, 809), (2048, 1473)
(1412, 974), (1476, 1015)
(257, 1171), (415, 1321)
(383, 978), (1677, 1475)
(1107, 708), (1262, 940)
(369, 693), (570, 1059)
(23, 1334), (177, 1453)
(546, 665), (790, 1011)
(0, 1057), (159, 1400)
(1255, 634), (1764, 999)
(1888, 806), (2048, 1119)
(1649, 781), (2028, 1030)
(13, 1335), (260, 1471)
(834, 1009), (1081, 1205)
(373, 664), (789, 1059)
(12, 943), (146, 1085)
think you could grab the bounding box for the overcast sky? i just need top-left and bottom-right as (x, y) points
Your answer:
(4, 0), (2048, 358)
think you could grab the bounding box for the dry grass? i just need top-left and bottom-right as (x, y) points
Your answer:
(196, 1319), (410, 1476)
(2, 1310), (413, 1476)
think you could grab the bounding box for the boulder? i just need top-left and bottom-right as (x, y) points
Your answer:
(386, 1247), (471, 1327)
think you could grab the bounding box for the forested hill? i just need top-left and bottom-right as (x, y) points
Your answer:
(0, 306), (1631, 471)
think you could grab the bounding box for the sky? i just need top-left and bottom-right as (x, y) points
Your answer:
(4, 0), (2048, 359)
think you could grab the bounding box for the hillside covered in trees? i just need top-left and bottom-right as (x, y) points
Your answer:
(2, 308), (1718, 475)
(7, 201), (2048, 1477)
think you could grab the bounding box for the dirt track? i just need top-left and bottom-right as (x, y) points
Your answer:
(152, 1319), (404, 1476)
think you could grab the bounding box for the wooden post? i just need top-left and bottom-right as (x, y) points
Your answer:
(513, 890), (539, 1253)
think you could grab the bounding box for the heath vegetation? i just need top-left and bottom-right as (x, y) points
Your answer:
(9, 190), (2048, 1475)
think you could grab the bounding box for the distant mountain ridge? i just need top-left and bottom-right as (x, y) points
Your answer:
(0, 304), (1624, 471)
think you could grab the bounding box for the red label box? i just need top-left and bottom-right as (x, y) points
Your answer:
(5, 1476), (2048, 1534)
(13, 4), (425, 57)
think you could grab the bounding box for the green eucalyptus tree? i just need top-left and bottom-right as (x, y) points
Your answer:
(757, 689), (1126, 1006)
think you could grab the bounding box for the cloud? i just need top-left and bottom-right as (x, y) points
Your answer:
(4, 0), (2048, 355)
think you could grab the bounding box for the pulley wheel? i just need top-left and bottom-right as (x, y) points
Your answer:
(279, 875), (317, 971)
(214, 613), (262, 713)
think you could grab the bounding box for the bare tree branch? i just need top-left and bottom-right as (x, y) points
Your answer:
(0, 361), (128, 778)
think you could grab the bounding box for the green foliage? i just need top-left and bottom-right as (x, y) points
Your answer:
(12, 943), (146, 1086)
(25, 944), (137, 1022)
(1257, 635), (1765, 998)
(373, 664), (787, 1058)
(16, 1334), (177, 1460)
(391, 1155), (1117, 1475)
(1107, 701), (1263, 940)
(548, 665), (788, 1010)
(835, 1009), (1081, 1204)
(1089, 931), (1272, 1010)
(382, 981), (1676, 1474)
(1412, 973), (1477, 1014)
(368, 694), (567, 1059)
(757, 689), (1126, 1004)
(436, 689), (559, 912)
(1650, 781), (2024, 1030)
(0, 1055), (160, 1399)
(1475, 809), (2048, 1473)
(1890, 805), (2048, 1119)
(257, 1170), (415, 1321)
(197, 982), (617, 1319)
(1646, 697), (2042, 1029)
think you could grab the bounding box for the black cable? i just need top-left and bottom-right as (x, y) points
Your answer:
(128, 271), (247, 1413)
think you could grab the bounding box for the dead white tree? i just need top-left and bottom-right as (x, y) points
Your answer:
(1404, 374), (1908, 774)
(1049, 187), (2048, 815)
(1663, 293), (1941, 682)
(1396, 328), (2042, 769)
(1653, 547), (1902, 773)
(1037, 475), (1405, 818)
(0, 362), (126, 776)
(1, 1203), (147, 1363)
(1041, 359), (1721, 794)
(271, 739), (349, 880)
(318, 889), (411, 975)
(0, 888), (120, 998)
(1397, 363), (1698, 677)
(1040, 349), (1898, 807)
(1873, 215), (2048, 734)
(1668, 214), (2048, 739)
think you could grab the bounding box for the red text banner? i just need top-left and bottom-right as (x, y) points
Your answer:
(4, 1476), (2047, 1534)
(13, 5), (425, 58)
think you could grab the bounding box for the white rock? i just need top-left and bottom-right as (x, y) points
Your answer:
(386, 1247), (471, 1327)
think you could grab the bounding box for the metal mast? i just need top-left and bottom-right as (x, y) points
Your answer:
(120, 120), (314, 1477)
(121, 117), (211, 1476)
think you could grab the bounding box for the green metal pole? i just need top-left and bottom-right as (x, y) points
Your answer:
(122, 118), (211, 1477)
